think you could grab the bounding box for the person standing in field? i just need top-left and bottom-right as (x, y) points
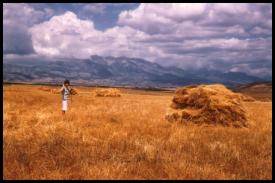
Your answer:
(59, 79), (77, 115)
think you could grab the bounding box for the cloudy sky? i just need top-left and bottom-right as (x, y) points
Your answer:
(3, 3), (272, 78)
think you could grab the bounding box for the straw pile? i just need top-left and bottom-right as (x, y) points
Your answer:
(94, 88), (121, 97)
(38, 86), (51, 92)
(165, 84), (249, 127)
(39, 87), (59, 94)
(39, 87), (78, 95)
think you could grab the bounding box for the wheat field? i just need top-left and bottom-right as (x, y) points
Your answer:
(3, 84), (272, 180)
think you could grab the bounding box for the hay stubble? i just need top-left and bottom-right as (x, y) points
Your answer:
(3, 84), (272, 180)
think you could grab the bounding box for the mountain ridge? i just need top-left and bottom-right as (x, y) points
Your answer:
(3, 55), (265, 88)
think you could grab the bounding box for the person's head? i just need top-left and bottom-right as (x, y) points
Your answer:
(64, 79), (70, 87)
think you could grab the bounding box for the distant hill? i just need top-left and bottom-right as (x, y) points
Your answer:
(234, 82), (272, 101)
(3, 55), (266, 88)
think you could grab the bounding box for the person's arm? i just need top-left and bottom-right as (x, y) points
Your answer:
(58, 85), (65, 93)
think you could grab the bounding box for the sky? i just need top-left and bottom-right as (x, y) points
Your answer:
(3, 3), (272, 78)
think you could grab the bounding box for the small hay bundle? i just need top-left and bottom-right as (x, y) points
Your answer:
(39, 86), (51, 92)
(94, 88), (121, 97)
(165, 84), (249, 127)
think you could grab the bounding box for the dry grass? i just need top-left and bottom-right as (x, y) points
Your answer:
(3, 84), (272, 180)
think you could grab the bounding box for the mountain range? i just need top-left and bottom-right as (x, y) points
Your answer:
(3, 55), (266, 88)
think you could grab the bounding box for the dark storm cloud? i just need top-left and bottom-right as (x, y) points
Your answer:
(3, 3), (56, 55)
(3, 25), (34, 55)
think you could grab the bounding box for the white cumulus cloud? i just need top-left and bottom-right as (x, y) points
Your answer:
(30, 11), (151, 59)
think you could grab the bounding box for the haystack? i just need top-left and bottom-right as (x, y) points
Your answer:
(94, 88), (121, 97)
(165, 84), (249, 127)
(38, 86), (51, 92)
(39, 87), (78, 95)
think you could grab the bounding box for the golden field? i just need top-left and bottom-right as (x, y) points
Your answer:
(3, 84), (272, 180)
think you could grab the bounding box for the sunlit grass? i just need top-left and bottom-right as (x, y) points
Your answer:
(3, 84), (272, 180)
